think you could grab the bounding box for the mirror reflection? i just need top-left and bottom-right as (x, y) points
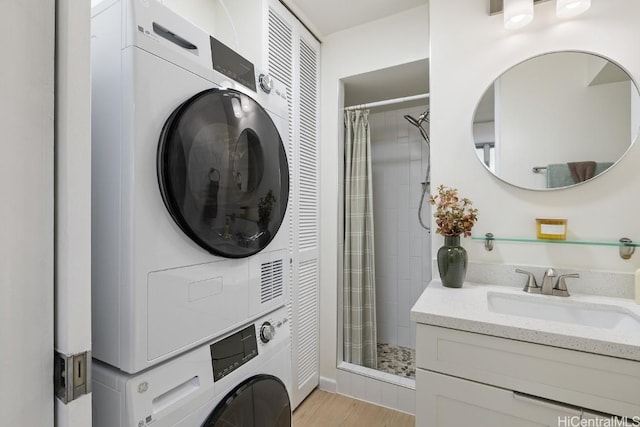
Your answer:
(473, 51), (640, 190)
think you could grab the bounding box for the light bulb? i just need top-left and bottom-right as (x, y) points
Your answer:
(504, 0), (534, 30)
(556, 0), (591, 18)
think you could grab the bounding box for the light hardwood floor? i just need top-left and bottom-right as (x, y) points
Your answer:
(292, 389), (415, 427)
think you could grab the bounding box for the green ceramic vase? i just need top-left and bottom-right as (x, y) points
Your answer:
(437, 235), (468, 288)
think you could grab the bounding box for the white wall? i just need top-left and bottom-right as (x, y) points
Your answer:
(370, 106), (431, 350)
(319, 5), (429, 385)
(0, 1), (54, 425)
(429, 0), (640, 271)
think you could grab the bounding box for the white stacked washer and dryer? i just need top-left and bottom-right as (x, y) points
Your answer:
(90, 0), (293, 425)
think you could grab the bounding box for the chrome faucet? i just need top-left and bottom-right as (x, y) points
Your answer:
(516, 269), (540, 294)
(516, 268), (579, 297)
(553, 273), (580, 297)
(541, 268), (557, 295)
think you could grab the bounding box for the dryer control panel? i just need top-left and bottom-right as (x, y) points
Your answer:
(210, 323), (258, 382)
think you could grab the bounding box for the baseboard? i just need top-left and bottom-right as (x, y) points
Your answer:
(318, 375), (337, 393)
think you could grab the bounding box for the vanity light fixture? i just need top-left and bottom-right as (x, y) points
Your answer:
(503, 0), (534, 29)
(556, 0), (591, 18)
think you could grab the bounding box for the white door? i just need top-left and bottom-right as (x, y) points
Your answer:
(266, 0), (321, 409)
(289, 30), (321, 409)
(55, 0), (93, 426)
(0, 1), (55, 425)
(1, 1), (91, 425)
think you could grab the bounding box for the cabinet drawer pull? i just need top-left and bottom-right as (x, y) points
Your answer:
(512, 391), (581, 413)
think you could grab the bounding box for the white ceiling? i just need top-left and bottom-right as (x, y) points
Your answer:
(285, 0), (430, 108)
(285, 0), (428, 37)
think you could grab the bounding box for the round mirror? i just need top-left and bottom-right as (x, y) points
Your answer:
(472, 51), (640, 190)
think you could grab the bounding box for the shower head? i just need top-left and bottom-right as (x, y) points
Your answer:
(404, 111), (429, 126)
(404, 114), (421, 127)
(404, 110), (430, 143)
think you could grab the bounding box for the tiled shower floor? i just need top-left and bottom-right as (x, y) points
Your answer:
(377, 342), (416, 379)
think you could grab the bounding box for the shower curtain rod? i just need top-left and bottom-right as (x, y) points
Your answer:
(344, 93), (430, 111)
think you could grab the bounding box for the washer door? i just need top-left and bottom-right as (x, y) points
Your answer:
(201, 375), (291, 427)
(158, 88), (289, 258)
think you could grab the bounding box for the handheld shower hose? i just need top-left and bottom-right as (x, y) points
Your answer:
(403, 111), (430, 232)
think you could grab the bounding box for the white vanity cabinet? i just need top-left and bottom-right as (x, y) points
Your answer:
(417, 370), (581, 426)
(414, 324), (640, 427)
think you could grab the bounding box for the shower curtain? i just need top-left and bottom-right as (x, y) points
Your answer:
(343, 109), (377, 368)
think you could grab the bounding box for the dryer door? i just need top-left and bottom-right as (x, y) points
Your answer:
(158, 88), (289, 258)
(202, 375), (291, 427)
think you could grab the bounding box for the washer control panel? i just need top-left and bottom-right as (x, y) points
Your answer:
(256, 309), (288, 348)
(260, 321), (276, 343)
(210, 323), (258, 382)
(209, 307), (288, 382)
(258, 73), (274, 94)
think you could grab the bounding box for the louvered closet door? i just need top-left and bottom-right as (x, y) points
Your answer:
(267, 1), (320, 410)
(293, 34), (320, 409)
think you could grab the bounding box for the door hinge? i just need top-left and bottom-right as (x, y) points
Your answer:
(54, 350), (92, 404)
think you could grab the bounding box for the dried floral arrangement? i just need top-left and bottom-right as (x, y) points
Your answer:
(429, 185), (478, 237)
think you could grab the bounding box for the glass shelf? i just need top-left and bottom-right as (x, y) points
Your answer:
(471, 234), (637, 259)
(471, 235), (640, 247)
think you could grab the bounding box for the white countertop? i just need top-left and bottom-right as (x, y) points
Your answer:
(411, 280), (640, 361)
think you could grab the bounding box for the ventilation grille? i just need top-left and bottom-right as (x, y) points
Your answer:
(261, 259), (284, 304)
(298, 38), (319, 251)
(268, 6), (295, 328)
(297, 259), (319, 387)
(268, 6), (295, 249)
(268, 8), (294, 153)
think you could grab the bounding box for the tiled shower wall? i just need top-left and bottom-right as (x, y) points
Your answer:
(370, 105), (432, 349)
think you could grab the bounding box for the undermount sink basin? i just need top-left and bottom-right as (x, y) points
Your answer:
(487, 291), (640, 331)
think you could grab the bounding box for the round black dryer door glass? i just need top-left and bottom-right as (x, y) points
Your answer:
(158, 88), (289, 258)
(202, 374), (291, 427)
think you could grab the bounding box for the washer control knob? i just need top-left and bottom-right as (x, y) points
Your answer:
(259, 74), (274, 94)
(260, 322), (276, 343)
